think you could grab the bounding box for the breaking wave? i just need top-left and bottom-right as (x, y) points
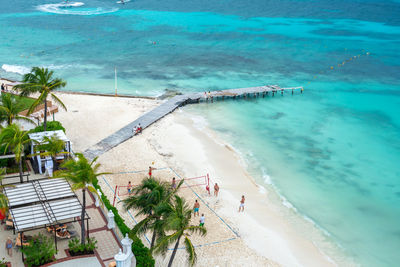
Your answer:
(36, 2), (118, 15)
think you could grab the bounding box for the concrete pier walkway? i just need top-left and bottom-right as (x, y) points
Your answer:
(84, 85), (302, 160)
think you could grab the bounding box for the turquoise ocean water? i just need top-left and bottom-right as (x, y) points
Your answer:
(1, 0), (399, 265)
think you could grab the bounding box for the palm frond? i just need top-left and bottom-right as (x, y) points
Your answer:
(186, 225), (207, 237)
(184, 236), (197, 266)
(153, 231), (182, 255)
(50, 93), (67, 111)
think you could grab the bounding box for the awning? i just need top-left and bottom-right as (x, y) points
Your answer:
(4, 178), (88, 232)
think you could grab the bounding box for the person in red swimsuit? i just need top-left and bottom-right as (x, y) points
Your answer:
(148, 166), (152, 178)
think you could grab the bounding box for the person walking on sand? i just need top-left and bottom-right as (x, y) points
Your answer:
(193, 200), (200, 217)
(127, 181), (132, 194)
(239, 195), (245, 212)
(214, 183), (219, 197)
(199, 214), (205, 226)
(148, 166), (152, 178)
(5, 237), (12, 256)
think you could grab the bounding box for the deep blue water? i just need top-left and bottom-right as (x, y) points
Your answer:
(1, 0), (399, 266)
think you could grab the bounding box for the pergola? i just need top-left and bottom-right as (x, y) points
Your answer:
(3, 178), (90, 261)
(28, 130), (72, 175)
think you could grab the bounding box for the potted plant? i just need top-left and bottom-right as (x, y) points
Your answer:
(0, 257), (11, 267)
(68, 237), (97, 256)
(20, 233), (56, 267)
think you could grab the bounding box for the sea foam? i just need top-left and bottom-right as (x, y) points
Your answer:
(1, 64), (30, 75)
(36, 2), (118, 16)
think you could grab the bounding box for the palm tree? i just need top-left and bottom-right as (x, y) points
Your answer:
(55, 153), (107, 245)
(0, 124), (32, 183)
(0, 93), (35, 126)
(122, 177), (183, 248)
(153, 195), (207, 267)
(33, 134), (68, 171)
(14, 67), (67, 131)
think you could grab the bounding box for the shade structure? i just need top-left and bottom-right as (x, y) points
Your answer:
(28, 130), (72, 175)
(4, 178), (87, 232)
(28, 130), (70, 143)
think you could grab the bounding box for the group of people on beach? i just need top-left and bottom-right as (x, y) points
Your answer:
(126, 168), (245, 230)
(132, 123), (142, 136)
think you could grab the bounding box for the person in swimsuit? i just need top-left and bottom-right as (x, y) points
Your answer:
(239, 195), (245, 212)
(148, 166), (152, 178)
(5, 237), (12, 256)
(127, 181), (132, 194)
(214, 183), (219, 197)
(193, 200), (200, 217)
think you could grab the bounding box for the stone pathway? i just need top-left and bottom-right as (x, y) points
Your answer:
(77, 191), (122, 267)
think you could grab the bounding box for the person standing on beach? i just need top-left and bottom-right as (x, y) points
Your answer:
(1, 83), (5, 92)
(199, 214), (205, 226)
(5, 237), (12, 256)
(193, 200), (200, 216)
(171, 177), (176, 189)
(214, 183), (219, 197)
(148, 166), (152, 178)
(239, 195), (245, 212)
(127, 181), (132, 194)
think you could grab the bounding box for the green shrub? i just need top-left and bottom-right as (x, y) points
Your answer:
(21, 233), (56, 267)
(92, 178), (155, 267)
(68, 237), (97, 255)
(0, 257), (8, 267)
(29, 121), (66, 133)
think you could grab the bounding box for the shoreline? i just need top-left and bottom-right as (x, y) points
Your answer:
(172, 110), (349, 266)
(53, 91), (346, 266)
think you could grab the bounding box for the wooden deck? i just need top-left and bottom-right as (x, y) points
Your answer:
(84, 85), (302, 160)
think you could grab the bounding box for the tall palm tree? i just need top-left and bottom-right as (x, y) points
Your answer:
(0, 124), (32, 183)
(153, 195), (207, 267)
(0, 93), (35, 126)
(33, 134), (68, 171)
(55, 153), (107, 245)
(123, 177), (183, 248)
(14, 67), (67, 131)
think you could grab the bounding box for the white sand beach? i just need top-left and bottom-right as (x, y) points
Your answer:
(54, 92), (337, 267)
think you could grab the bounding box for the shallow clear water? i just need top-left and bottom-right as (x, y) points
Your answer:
(1, 0), (399, 266)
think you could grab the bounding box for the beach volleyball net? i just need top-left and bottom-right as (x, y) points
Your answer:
(110, 168), (211, 206)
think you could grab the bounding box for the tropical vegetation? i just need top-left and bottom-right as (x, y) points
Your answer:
(153, 195), (207, 267)
(0, 93), (35, 126)
(123, 177), (183, 249)
(0, 168), (15, 214)
(0, 124), (33, 183)
(29, 120), (65, 133)
(34, 134), (68, 170)
(68, 237), (97, 256)
(55, 153), (106, 245)
(92, 177), (155, 267)
(14, 67), (67, 131)
(20, 233), (57, 267)
(122, 176), (206, 267)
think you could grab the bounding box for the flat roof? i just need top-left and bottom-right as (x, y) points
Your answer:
(4, 179), (87, 232)
(28, 130), (69, 143)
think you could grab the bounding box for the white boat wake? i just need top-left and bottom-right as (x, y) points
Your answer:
(36, 2), (118, 15)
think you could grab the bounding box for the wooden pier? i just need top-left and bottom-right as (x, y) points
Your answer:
(84, 85), (303, 160)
